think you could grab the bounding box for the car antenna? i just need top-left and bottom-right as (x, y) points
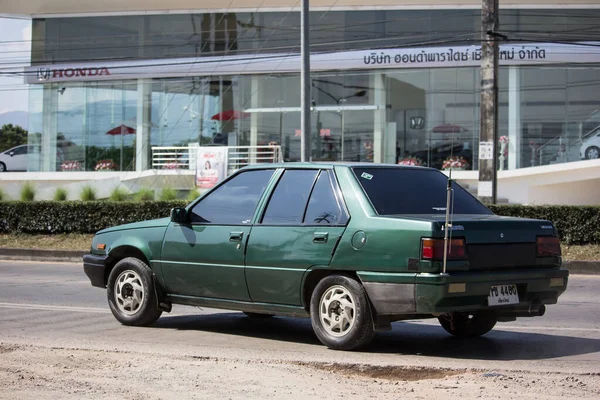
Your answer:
(442, 157), (454, 275)
(442, 71), (460, 276)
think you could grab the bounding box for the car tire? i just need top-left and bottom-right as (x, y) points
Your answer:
(106, 257), (162, 326)
(310, 275), (375, 350)
(585, 146), (600, 160)
(0, 162), (6, 172)
(243, 312), (274, 318)
(438, 312), (497, 337)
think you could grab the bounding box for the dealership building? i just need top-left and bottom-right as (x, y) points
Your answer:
(2, 0), (600, 203)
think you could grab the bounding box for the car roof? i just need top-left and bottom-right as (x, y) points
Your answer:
(241, 162), (435, 171)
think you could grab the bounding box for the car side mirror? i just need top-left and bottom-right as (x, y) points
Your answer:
(9, 151), (14, 157)
(170, 207), (188, 224)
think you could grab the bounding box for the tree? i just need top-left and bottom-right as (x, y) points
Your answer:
(0, 124), (28, 152)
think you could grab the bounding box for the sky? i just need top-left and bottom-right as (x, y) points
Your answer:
(0, 17), (32, 114)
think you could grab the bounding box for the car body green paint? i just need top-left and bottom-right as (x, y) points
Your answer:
(85, 163), (568, 326)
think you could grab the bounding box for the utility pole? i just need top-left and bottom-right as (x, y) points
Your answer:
(477, 0), (499, 204)
(300, 0), (311, 162)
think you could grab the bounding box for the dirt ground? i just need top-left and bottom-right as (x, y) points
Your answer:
(1, 343), (598, 400)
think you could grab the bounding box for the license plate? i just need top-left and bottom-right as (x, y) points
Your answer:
(488, 284), (519, 306)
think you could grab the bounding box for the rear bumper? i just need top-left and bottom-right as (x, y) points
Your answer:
(83, 254), (108, 288)
(359, 268), (569, 315)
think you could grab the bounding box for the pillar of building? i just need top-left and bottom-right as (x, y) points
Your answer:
(136, 79), (152, 172)
(508, 66), (522, 170)
(372, 72), (387, 163)
(249, 76), (260, 163)
(41, 83), (59, 171)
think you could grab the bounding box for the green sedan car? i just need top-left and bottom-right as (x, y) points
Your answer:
(83, 163), (568, 350)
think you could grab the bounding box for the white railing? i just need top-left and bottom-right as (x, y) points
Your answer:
(151, 145), (283, 172)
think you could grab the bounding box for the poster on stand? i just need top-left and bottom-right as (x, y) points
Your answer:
(195, 147), (228, 189)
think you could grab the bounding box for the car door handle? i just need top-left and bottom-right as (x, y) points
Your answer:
(313, 232), (329, 243)
(229, 232), (244, 242)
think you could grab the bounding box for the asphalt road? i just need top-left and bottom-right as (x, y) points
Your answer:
(1, 260), (600, 375)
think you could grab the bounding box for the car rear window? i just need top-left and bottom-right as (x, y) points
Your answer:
(352, 167), (492, 215)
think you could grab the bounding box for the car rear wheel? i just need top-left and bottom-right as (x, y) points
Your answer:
(585, 146), (600, 159)
(106, 257), (162, 326)
(438, 312), (497, 337)
(310, 275), (375, 350)
(0, 162), (6, 172)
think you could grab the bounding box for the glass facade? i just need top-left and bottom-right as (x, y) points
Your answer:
(27, 9), (600, 172)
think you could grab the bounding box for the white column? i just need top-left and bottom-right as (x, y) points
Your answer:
(41, 84), (58, 171)
(372, 72), (386, 163)
(136, 79), (152, 172)
(249, 76), (260, 163)
(508, 66), (521, 170)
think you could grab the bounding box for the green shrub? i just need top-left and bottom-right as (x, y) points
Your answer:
(186, 188), (201, 202)
(0, 201), (187, 234)
(53, 187), (68, 201)
(109, 187), (129, 202)
(20, 183), (36, 202)
(136, 187), (155, 202)
(159, 187), (178, 201)
(489, 205), (600, 245)
(0, 188), (5, 201)
(80, 185), (96, 201)
(0, 202), (598, 243)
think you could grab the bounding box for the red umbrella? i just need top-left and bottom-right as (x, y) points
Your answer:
(106, 124), (136, 135)
(106, 125), (136, 171)
(432, 124), (467, 134)
(211, 110), (250, 121)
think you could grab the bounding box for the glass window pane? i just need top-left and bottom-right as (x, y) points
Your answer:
(304, 171), (345, 225)
(352, 167), (491, 215)
(191, 169), (274, 224)
(262, 170), (318, 225)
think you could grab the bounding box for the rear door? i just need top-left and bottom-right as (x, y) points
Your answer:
(245, 168), (349, 305)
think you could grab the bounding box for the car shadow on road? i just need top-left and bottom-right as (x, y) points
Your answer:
(154, 313), (600, 360)
(373, 322), (600, 361)
(154, 312), (322, 346)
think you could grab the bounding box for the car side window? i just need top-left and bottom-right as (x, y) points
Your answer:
(10, 146), (27, 155)
(304, 170), (347, 225)
(261, 169), (318, 225)
(190, 169), (274, 225)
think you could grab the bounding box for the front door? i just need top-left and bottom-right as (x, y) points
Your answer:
(9, 145), (28, 171)
(245, 168), (349, 305)
(160, 169), (275, 300)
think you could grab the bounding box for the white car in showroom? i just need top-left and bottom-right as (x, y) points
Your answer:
(0, 145), (66, 172)
(0, 144), (29, 172)
(581, 129), (600, 160)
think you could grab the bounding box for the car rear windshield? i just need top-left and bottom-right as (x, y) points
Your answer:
(352, 167), (492, 215)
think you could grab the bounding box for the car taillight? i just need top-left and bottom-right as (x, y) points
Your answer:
(536, 236), (561, 257)
(421, 238), (467, 261)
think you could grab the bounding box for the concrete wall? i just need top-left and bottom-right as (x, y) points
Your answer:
(2, 160), (600, 204)
(0, 170), (195, 201)
(447, 159), (600, 205)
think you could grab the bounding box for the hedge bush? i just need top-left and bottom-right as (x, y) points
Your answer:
(0, 201), (186, 234)
(0, 201), (598, 244)
(489, 205), (600, 245)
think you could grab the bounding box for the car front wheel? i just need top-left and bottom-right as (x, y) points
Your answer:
(438, 312), (497, 337)
(0, 162), (6, 172)
(310, 275), (375, 350)
(585, 146), (600, 159)
(106, 257), (162, 326)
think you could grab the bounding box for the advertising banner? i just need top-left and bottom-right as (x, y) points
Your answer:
(195, 147), (228, 189)
(25, 41), (600, 84)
